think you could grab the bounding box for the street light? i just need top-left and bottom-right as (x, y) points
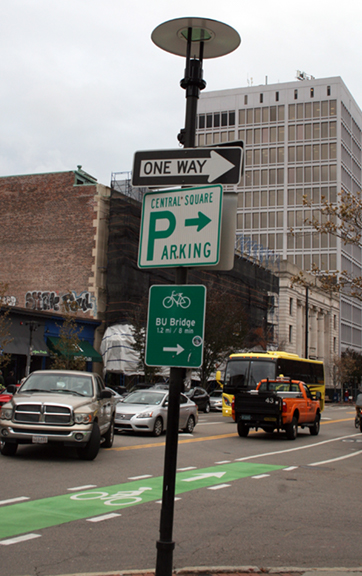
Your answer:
(151, 18), (241, 576)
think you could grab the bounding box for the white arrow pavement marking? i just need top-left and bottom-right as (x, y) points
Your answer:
(163, 344), (184, 355)
(207, 151), (235, 182)
(182, 472), (226, 482)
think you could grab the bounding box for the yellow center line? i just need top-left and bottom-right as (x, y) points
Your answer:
(110, 417), (354, 451)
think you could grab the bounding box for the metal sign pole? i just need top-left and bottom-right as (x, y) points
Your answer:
(151, 18), (240, 576)
(155, 30), (203, 576)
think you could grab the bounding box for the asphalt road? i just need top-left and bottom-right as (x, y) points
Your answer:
(0, 403), (360, 576)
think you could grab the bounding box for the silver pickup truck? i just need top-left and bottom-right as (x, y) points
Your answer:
(0, 370), (116, 460)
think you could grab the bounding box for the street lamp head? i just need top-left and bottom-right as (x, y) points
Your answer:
(151, 17), (241, 59)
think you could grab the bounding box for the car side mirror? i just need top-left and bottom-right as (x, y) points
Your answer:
(315, 391), (321, 400)
(6, 385), (17, 394)
(100, 389), (112, 399)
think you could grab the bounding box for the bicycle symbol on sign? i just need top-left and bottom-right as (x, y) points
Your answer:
(70, 486), (152, 506)
(162, 290), (191, 309)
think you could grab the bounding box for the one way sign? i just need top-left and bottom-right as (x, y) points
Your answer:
(132, 147), (242, 187)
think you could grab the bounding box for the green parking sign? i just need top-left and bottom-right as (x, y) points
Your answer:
(145, 285), (206, 368)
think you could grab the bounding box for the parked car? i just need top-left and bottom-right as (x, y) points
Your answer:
(0, 385), (20, 408)
(185, 387), (210, 413)
(209, 389), (223, 411)
(114, 389), (198, 436)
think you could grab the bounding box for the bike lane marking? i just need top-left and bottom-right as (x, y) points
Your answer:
(0, 461), (283, 541)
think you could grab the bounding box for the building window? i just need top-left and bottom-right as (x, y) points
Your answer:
(327, 85), (331, 96)
(289, 325), (293, 343)
(198, 115), (205, 129)
(260, 93), (264, 103)
(276, 91), (279, 102)
(221, 112), (228, 126)
(294, 89), (298, 100)
(310, 87), (314, 98)
(214, 113), (220, 128)
(289, 298), (293, 315)
(244, 95), (248, 105)
(206, 114), (213, 128)
(229, 111), (235, 126)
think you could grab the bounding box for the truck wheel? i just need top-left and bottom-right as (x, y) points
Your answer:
(77, 422), (101, 460)
(0, 441), (18, 456)
(237, 421), (249, 437)
(286, 416), (298, 440)
(310, 413), (320, 436)
(102, 418), (115, 448)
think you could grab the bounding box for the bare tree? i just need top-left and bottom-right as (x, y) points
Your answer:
(50, 295), (86, 371)
(0, 282), (13, 371)
(293, 189), (362, 299)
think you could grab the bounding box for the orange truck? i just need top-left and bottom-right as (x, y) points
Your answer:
(226, 378), (321, 440)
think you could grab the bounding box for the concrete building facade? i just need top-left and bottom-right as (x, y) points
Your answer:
(196, 76), (361, 357)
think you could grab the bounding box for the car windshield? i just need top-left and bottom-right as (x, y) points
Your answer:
(20, 373), (94, 397)
(123, 391), (166, 405)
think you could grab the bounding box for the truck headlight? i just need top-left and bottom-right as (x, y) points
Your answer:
(74, 413), (93, 424)
(1, 408), (13, 420)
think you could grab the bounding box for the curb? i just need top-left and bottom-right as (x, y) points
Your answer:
(23, 567), (362, 576)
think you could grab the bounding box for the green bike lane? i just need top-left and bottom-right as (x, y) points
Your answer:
(0, 461), (283, 540)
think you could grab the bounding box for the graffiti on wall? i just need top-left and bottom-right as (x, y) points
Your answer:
(2, 295), (17, 306)
(25, 290), (97, 314)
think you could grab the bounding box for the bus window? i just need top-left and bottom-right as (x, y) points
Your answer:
(225, 360), (249, 390)
(249, 361), (276, 389)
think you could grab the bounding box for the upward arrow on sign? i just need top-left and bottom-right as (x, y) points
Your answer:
(132, 147), (243, 187)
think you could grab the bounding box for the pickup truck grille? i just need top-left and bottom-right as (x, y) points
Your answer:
(14, 403), (72, 425)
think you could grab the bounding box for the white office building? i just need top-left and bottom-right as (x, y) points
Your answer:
(196, 76), (362, 359)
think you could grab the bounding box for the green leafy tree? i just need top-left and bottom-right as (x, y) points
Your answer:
(50, 296), (86, 371)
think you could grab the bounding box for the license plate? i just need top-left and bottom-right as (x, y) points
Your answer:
(32, 435), (48, 444)
(264, 417), (277, 422)
(241, 414), (251, 420)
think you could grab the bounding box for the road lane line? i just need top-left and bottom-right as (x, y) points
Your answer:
(234, 433), (362, 462)
(128, 475), (153, 480)
(87, 513), (121, 522)
(110, 418), (353, 452)
(67, 485), (97, 492)
(308, 449), (362, 466)
(252, 474), (270, 479)
(0, 497), (30, 506)
(177, 466), (197, 471)
(283, 466), (298, 471)
(0, 534), (41, 546)
(207, 484), (231, 490)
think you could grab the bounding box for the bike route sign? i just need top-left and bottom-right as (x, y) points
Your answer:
(145, 284), (206, 368)
(138, 184), (223, 268)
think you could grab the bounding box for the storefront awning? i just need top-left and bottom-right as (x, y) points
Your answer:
(47, 337), (102, 363)
(4, 324), (49, 357)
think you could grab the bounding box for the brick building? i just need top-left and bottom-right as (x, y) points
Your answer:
(0, 167), (110, 380)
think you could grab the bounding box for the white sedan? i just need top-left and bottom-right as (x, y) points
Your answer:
(114, 389), (198, 436)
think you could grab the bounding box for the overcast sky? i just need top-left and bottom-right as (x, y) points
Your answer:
(1, 1), (361, 186)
